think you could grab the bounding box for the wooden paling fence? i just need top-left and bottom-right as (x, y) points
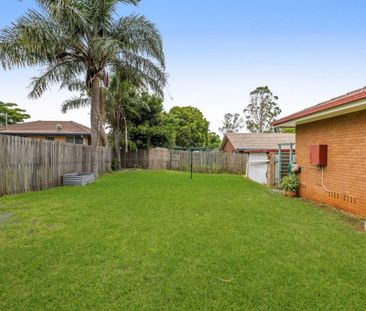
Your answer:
(0, 134), (112, 196)
(121, 148), (248, 174)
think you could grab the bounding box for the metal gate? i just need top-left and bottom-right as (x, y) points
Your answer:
(275, 143), (295, 186)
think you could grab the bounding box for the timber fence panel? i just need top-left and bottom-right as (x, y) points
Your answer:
(121, 148), (248, 175)
(0, 134), (112, 196)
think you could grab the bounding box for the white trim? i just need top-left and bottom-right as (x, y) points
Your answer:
(275, 98), (366, 128)
(248, 160), (270, 164)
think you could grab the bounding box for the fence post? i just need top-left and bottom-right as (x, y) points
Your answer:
(190, 149), (193, 179)
(170, 149), (172, 170)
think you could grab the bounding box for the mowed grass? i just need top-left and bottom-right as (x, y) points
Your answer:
(1, 171), (366, 310)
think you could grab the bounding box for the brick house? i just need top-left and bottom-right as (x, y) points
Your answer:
(220, 133), (295, 184)
(0, 121), (91, 145)
(273, 86), (366, 216)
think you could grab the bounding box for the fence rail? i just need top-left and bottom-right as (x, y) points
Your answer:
(121, 148), (248, 174)
(0, 134), (112, 196)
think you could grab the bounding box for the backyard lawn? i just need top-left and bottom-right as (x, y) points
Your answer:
(1, 170), (366, 310)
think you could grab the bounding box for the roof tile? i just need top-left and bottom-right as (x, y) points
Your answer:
(0, 121), (91, 135)
(221, 133), (295, 151)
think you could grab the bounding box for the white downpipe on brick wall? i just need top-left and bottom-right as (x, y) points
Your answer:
(321, 166), (331, 193)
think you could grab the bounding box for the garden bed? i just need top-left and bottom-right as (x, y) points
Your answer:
(63, 172), (95, 186)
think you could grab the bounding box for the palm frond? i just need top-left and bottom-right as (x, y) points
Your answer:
(60, 79), (88, 92)
(61, 97), (90, 113)
(83, 0), (138, 29)
(0, 10), (65, 69)
(36, 0), (89, 35)
(110, 14), (165, 68)
(28, 61), (84, 98)
(109, 56), (167, 96)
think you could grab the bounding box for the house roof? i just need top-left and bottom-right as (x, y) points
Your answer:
(219, 133), (295, 152)
(273, 86), (366, 127)
(0, 121), (91, 135)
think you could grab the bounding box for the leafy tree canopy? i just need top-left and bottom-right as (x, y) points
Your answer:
(128, 94), (175, 150)
(169, 106), (210, 148)
(129, 122), (175, 150)
(0, 101), (30, 125)
(219, 113), (244, 135)
(128, 93), (164, 126)
(281, 128), (296, 133)
(244, 86), (281, 133)
(208, 131), (221, 149)
(129, 104), (220, 150)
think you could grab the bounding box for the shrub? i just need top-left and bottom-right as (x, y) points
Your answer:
(279, 173), (299, 192)
(111, 159), (120, 171)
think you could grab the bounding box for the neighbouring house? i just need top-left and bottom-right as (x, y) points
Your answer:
(273, 86), (366, 216)
(219, 133), (295, 184)
(0, 120), (91, 145)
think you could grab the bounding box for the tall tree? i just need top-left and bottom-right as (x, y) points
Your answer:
(62, 75), (167, 168)
(63, 84), (174, 158)
(128, 94), (175, 150)
(104, 78), (140, 169)
(0, 0), (166, 175)
(219, 113), (244, 135)
(0, 101), (30, 125)
(169, 106), (210, 147)
(244, 86), (281, 133)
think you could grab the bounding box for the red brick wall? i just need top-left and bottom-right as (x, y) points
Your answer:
(222, 140), (236, 153)
(296, 110), (366, 216)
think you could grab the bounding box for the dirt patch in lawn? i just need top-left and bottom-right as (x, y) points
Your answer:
(0, 212), (14, 224)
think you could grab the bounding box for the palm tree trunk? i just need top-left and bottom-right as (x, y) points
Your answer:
(114, 109), (121, 170)
(122, 113), (128, 154)
(121, 110), (128, 167)
(90, 76), (100, 177)
(99, 126), (108, 147)
(99, 90), (108, 147)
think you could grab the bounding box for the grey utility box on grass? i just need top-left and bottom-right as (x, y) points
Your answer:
(63, 172), (95, 186)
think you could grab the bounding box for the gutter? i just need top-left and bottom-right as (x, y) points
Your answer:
(0, 132), (91, 136)
(236, 148), (292, 153)
(273, 90), (366, 126)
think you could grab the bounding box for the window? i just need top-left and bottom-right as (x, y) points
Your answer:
(66, 136), (74, 144)
(75, 136), (84, 144)
(46, 136), (54, 141)
(65, 136), (83, 144)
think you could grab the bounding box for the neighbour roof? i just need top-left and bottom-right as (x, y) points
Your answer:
(273, 86), (366, 126)
(0, 121), (91, 135)
(219, 133), (295, 151)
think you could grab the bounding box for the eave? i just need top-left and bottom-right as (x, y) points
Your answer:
(237, 148), (292, 153)
(274, 98), (366, 128)
(0, 132), (91, 136)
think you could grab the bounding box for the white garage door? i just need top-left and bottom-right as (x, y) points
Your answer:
(247, 153), (268, 184)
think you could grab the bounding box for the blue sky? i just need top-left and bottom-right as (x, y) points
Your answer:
(1, 0), (366, 133)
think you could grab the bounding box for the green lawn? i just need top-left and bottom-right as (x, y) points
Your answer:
(1, 170), (366, 310)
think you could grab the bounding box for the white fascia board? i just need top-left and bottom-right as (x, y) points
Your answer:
(275, 98), (366, 128)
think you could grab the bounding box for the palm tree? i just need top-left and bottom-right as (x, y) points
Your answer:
(105, 78), (140, 169)
(63, 74), (152, 170)
(0, 0), (166, 176)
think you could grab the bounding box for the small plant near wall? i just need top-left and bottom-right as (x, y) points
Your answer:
(111, 159), (120, 171)
(280, 173), (299, 197)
